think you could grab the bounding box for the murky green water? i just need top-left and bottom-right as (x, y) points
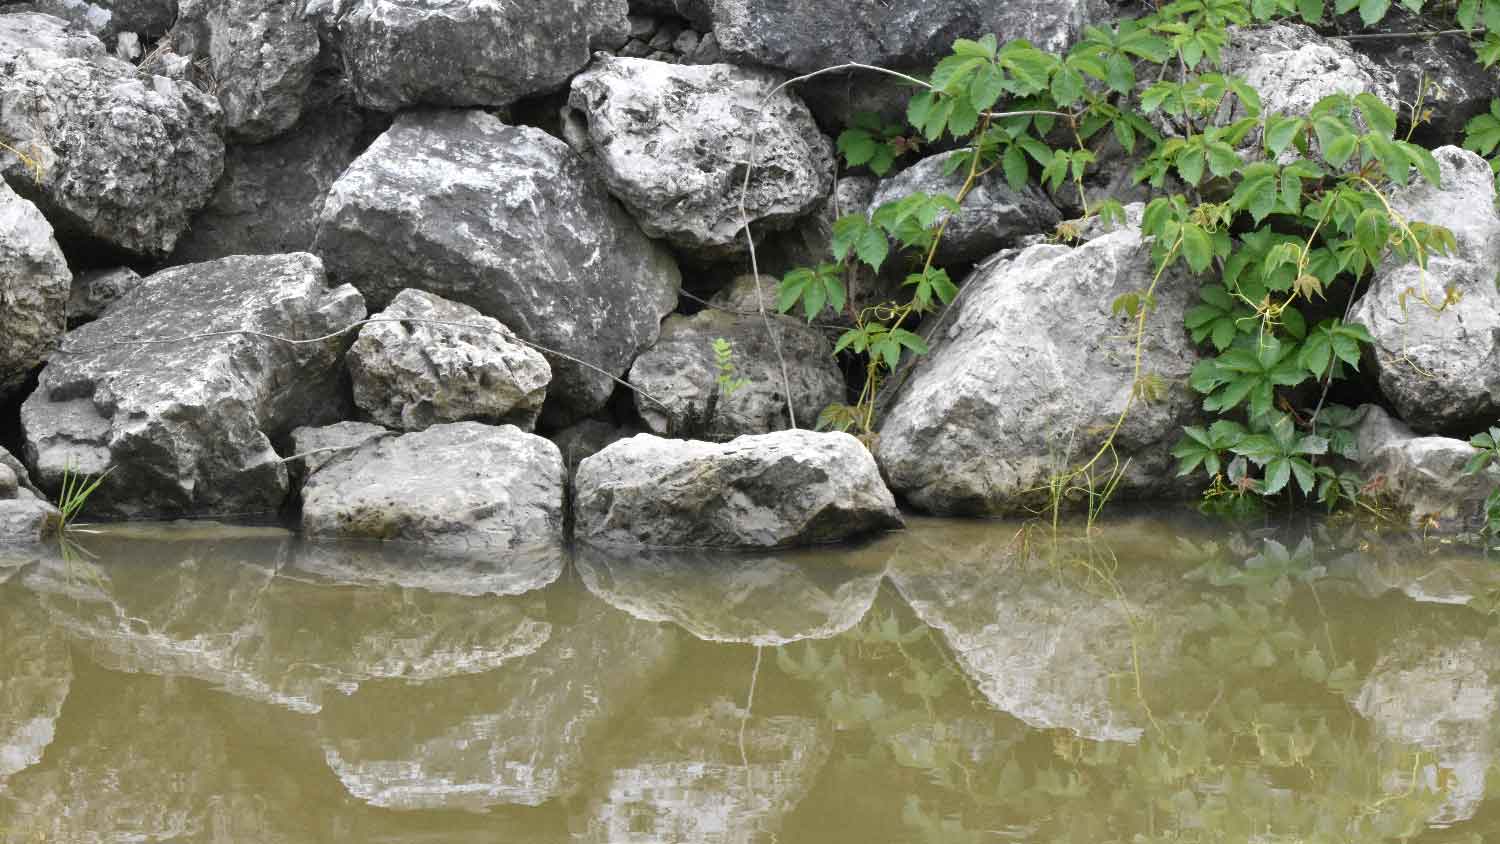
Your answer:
(1, 517), (1498, 843)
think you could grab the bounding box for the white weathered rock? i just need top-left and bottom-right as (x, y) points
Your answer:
(1221, 24), (1400, 124)
(313, 110), (680, 423)
(877, 225), (1201, 515)
(1353, 405), (1500, 534)
(566, 57), (834, 256)
(348, 289), (551, 432)
(628, 309), (844, 438)
(301, 422), (565, 552)
(0, 13), (224, 257)
(0, 180), (69, 402)
(171, 0), (320, 141)
(333, 0), (629, 111)
(575, 430), (903, 548)
(21, 253), (365, 518)
(1350, 147), (1500, 434)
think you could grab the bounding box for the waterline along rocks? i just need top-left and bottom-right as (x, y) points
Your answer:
(1, 1), (1498, 547)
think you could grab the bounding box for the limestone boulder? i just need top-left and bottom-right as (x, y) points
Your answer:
(0, 13), (224, 257)
(0, 181), (69, 402)
(348, 289), (551, 432)
(876, 225), (1202, 515)
(1220, 24), (1400, 125)
(1353, 405), (1500, 534)
(313, 110), (680, 423)
(1350, 147), (1500, 434)
(300, 422), (565, 553)
(575, 430), (903, 548)
(566, 57), (834, 256)
(21, 253), (365, 518)
(286, 419), (389, 482)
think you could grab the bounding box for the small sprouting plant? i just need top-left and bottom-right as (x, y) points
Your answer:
(1463, 425), (1500, 541)
(56, 461), (110, 532)
(711, 337), (749, 398)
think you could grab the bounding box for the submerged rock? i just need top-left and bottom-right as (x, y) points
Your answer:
(575, 430), (903, 548)
(0, 12), (224, 257)
(877, 224), (1201, 515)
(313, 110), (680, 423)
(333, 0), (629, 111)
(1350, 147), (1500, 434)
(300, 422), (565, 552)
(1353, 405), (1500, 534)
(628, 309), (844, 438)
(21, 253), (365, 519)
(566, 57), (834, 256)
(0, 181), (69, 403)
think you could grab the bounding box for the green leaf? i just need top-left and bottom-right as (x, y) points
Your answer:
(837, 129), (877, 167)
(1355, 92), (1398, 138)
(1182, 224), (1214, 273)
(1359, 0), (1392, 25)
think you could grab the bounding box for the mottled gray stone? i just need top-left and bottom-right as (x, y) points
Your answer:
(349, 289), (551, 432)
(21, 253), (365, 518)
(28, 0), (177, 38)
(1220, 24), (1400, 128)
(0, 491), (58, 544)
(876, 225), (1202, 515)
(575, 430), (903, 548)
(1349, 147), (1500, 434)
(0, 13), (224, 257)
(65, 266), (139, 328)
(287, 419), (389, 480)
(333, 0), (629, 111)
(301, 421), (565, 552)
(171, 0), (320, 141)
(1353, 405), (1500, 534)
(566, 57), (834, 256)
(628, 309), (844, 438)
(313, 110), (680, 423)
(0, 181), (69, 402)
(548, 417), (638, 480)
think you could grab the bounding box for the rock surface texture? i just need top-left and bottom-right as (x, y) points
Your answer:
(0, 446), (58, 544)
(348, 289), (551, 432)
(313, 110), (680, 423)
(0, 181), (69, 402)
(0, 13), (224, 257)
(1220, 24), (1399, 126)
(1353, 405), (1500, 534)
(333, 0), (629, 111)
(64, 267), (140, 328)
(628, 309), (844, 438)
(1350, 147), (1500, 434)
(877, 224), (1201, 515)
(575, 430), (903, 548)
(21, 253), (365, 518)
(300, 422), (565, 552)
(566, 57), (834, 255)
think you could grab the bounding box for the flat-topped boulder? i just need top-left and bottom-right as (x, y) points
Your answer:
(21, 253), (365, 519)
(574, 430), (903, 548)
(300, 422), (565, 553)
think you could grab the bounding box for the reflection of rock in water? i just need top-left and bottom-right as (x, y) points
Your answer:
(1355, 633), (1500, 827)
(0, 597), (70, 789)
(292, 538), (565, 596)
(19, 534), (556, 713)
(319, 593), (677, 811)
(582, 700), (831, 844)
(888, 524), (1185, 743)
(575, 543), (887, 645)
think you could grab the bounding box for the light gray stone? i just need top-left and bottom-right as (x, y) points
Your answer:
(575, 430), (903, 548)
(1353, 404), (1500, 534)
(0, 13), (224, 257)
(0, 181), (69, 402)
(1220, 24), (1400, 129)
(1349, 147), (1500, 434)
(313, 110), (680, 423)
(876, 225), (1202, 515)
(333, 0), (629, 111)
(0, 491), (59, 544)
(65, 266), (139, 328)
(21, 252), (365, 518)
(566, 57), (834, 256)
(287, 420), (389, 480)
(301, 421), (565, 552)
(349, 289), (551, 432)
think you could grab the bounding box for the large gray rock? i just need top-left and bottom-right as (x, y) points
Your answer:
(1350, 147), (1500, 434)
(1221, 25), (1399, 125)
(575, 430), (903, 548)
(170, 96), (371, 264)
(300, 422), (565, 552)
(629, 309), (844, 438)
(0, 13), (224, 257)
(170, 0), (321, 141)
(867, 150), (1062, 266)
(28, 0), (178, 39)
(566, 57), (834, 256)
(348, 289), (551, 432)
(709, 0), (1098, 73)
(1353, 405), (1500, 534)
(0, 181), (69, 402)
(21, 253), (365, 519)
(332, 0), (629, 111)
(876, 225), (1202, 515)
(313, 110), (680, 423)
